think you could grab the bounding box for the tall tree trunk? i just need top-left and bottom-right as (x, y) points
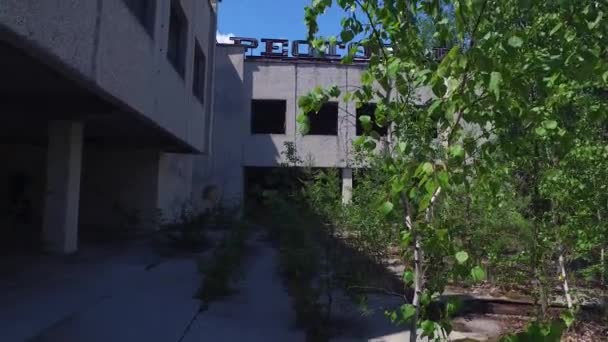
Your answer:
(531, 224), (548, 320)
(601, 247), (605, 288)
(401, 197), (419, 342)
(559, 253), (573, 309)
(411, 236), (422, 342)
(403, 187), (442, 342)
(598, 210), (605, 288)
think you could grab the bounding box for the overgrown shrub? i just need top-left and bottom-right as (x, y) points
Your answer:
(196, 221), (250, 306)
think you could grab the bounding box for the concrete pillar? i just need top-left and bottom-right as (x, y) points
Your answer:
(341, 168), (353, 204)
(42, 121), (84, 254)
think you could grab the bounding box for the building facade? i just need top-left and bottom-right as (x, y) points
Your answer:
(212, 41), (373, 206)
(211, 39), (437, 207)
(0, 0), (218, 253)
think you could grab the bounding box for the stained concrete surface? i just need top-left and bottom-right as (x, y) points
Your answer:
(0, 233), (306, 342)
(0, 240), (199, 342)
(181, 236), (306, 342)
(0, 233), (502, 342)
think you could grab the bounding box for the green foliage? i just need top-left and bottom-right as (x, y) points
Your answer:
(162, 202), (209, 251)
(260, 190), (333, 341)
(455, 251), (469, 264)
(500, 318), (567, 342)
(302, 0), (607, 338)
(470, 266), (486, 282)
(196, 221), (250, 306)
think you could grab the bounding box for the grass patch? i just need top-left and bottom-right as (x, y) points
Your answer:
(196, 222), (251, 307)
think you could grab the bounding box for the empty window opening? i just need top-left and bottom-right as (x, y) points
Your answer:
(356, 103), (388, 136)
(193, 41), (206, 104)
(123, 0), (156, 37)
(251, 100), (287, 134)
(167, 0), (187, 78)
(307, 102), (338, 135)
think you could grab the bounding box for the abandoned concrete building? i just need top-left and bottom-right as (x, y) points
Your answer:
(212, 40), (374, 208)
(212, 39), (437, 207)
(0, 0), (218, 254)
(0, 1), (386, 255)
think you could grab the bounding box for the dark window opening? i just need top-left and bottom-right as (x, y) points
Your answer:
(251, 100), (287, 134)
(193, 41), (206, 104)
(356, 103), (388, 136)
(307, 102), (338, 135)
(167, 0), (187, 78)
(123, 0), (156, 37)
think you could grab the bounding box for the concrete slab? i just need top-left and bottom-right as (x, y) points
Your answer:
(181, 237), (306, 342)
(0, 241), (199, 342)
(0, 233), (511, 342)
(29, 259), (200, 342)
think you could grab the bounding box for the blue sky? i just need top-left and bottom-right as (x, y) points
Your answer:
(217, 0), (347, 45)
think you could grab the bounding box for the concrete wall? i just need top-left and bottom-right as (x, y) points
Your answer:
(211, 53), (372, 206)
(79, 147), (160, 230)
(242, 60), (367, 168)
(0, 0), (218, 152)
(211, 45), (249, 206)
(237, 60), (433, 169)
(79, 149), (215, 229)
(157, 153), (193, 223)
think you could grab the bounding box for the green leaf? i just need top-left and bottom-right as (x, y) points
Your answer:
(361, 71), (373, 84)
(400, 304), (416, 321)
(549, 23), (563, 36)
(403, 271), (414, 284)
(489, 71), (502, 100)
(421, 320), (436, 337)
(422, 162), (433, 175)
(297, 113), (310, 134)
(420, 291), (431, 306)
(359, 115), (371, 125)
(450, 145), (465, 158)
(587, 11), (603, 30)
(427, 100), (442, 117)
(391, 180), (405, 194)
(340, 29), (354, 43)
(387, 59), (401, 77)
(398, 141), (407, 153)
(386, 310), (397, 323)
(535, 127), (547, 136)
(446, 298), (461, 316)
(381, 201), (394, 216)
(542, 120), (558, 130)
(455, 251), (469, 264)
(353, 135), (366, 147)
(437, 171), (449, 188)
(508, 36), (523, 48)
(602, 71), (608, 84)
(400, 230), (412, 247)
(471, 266), (486, 282)
(437, 229), (449, 241)
(363, 138), (376, 150)
(560, 309), (575, 328)
(328, 85), (341, 97)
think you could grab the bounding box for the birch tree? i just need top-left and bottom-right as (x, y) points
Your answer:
(299, 0), (607, 340)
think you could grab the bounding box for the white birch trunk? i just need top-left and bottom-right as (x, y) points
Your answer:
(559, 254), (573, 309)
(405, 187), (442, 342)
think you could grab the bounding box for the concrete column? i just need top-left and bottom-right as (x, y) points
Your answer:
(42, 121), (84, 254)
(341, 168), (353, 204)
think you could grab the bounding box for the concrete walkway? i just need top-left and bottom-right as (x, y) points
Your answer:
(182, 236), (306, 342)
(0, 233), (500, 342)
(0, 233), (306, 342)
(0, 241), (201, 342)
